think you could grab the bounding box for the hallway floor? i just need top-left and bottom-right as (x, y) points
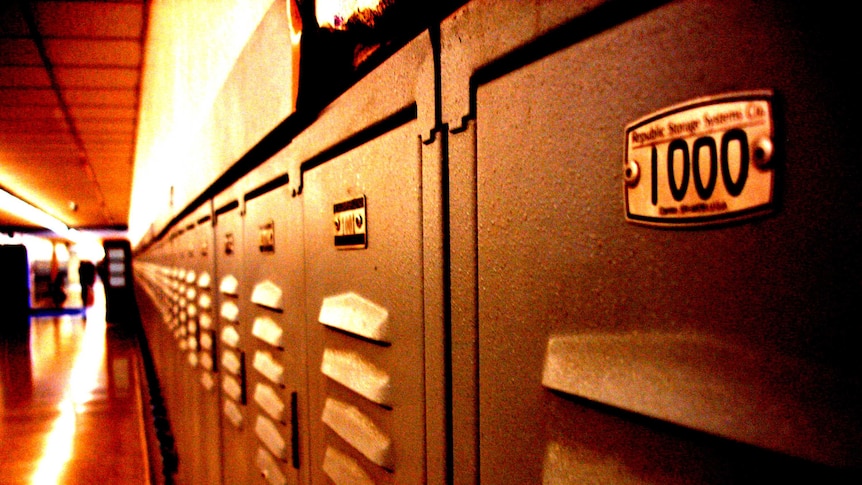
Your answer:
(0, 281), (150, 485)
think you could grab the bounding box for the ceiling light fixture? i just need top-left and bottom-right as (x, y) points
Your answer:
(0, 188), (79, 241)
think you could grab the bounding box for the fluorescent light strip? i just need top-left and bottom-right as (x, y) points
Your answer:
(0, 188), (75, 239)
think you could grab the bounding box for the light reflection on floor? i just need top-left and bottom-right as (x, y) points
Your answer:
(30, 296), (106, 484)
(0, 280), (149, 485)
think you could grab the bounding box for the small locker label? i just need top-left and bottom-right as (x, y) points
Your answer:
(333, 196), (367, 249)
(259, 220), (275, 252)
(225, 232), (235, 255)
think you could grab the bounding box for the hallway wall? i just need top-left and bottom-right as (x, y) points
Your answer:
(129, 0), (295, 245)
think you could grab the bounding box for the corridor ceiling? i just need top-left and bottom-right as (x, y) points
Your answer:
(0, 1), (148, 233)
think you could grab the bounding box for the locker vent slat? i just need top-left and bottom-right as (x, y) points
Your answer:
(196, 271), (211, 288)
(322, 446), (375, 485)
(221, 326), (241, 348)
(219, 274), (239, 295)
(254, 350), (286, 386)
(251, 280), (284, 311)
(223, 375), (243, 401)
(256, 448), (288, 485)
(220, 301), (239, 323)
(252, 315), (284, 347)
(222, 350), (242, 375)
(322, 397), (393, 470)
(318, 293), (390, 343)
(255, 415), (287, 461)
(254, 383), (286, 422)
(321, 348), (392, 406)
(224, 400), (243, 429)
(200, 372), (215, 391)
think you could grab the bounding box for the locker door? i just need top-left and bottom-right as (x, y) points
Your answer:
(303, 120), (425, 484)
(214, 197), (254, 485)
(450, 0), (861, 483)
(158, 232), (182, 473)
(170, 222), (200, 485)
(243, 177), (307, 485)
(190, 209), (221, 485)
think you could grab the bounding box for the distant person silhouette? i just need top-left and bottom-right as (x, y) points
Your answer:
(50, 269), (67, 308)
(79, 260), (97, 308)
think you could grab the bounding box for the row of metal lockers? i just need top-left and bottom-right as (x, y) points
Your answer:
(133, 1), (861, 484)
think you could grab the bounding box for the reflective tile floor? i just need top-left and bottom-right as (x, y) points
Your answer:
(0, 282), (150, 485)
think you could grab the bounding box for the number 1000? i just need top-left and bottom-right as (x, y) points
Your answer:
(651, 128), (749, 205)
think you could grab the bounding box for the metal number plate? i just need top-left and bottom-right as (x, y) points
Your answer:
(333, 196), (367, 249)
(259, 220), (275, 252)
(624, 91), (775, 227)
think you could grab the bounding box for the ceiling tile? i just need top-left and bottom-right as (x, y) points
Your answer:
(5, 149), (78, 162)
(77, 120), (135, 136)
(0, 118), (68, 133)
(0, 39), (43, 66)
(70, 106), (136, 120)
(44, 39), (141, 67)
(89, 140), (133, 149)
(90, 159), (133, 169)
(82, 147), (133, 159)
(0, 106), (61, 120)
(0, 137), (75, 149)
(0, 150), (74, 163)
(0, 131), (74, 144)
(0, 5), (30, 37)
(17, 148), (78, 157)
(34, 2), (143, 39)
(0, 0), (148, 230)
(82, 147), (133, 160)
(84, 132), (135, 142)
(0, 66), (51, 87)
(54, 66), (138, 88)
(89, 152), (132, 171)
(0, 88), (58, 106)
(64, 88), (137, 107)
(85, 146), (135, 156)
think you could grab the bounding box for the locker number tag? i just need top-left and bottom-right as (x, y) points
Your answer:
(624, 90), (775, 227)
(334, 196), (367, 249)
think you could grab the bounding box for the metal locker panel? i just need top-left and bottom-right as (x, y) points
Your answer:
(242, 178), (307, 485)
(214, 194), (253, 485)
(419, 121), (450, 485)
(158, 232), (181, 455)
(192, 205), (221, 485)
(444, 118), (480, 485)
(444, 0), (861, 483)
(167, 220), (200, 485)
(303, 119), (425, 484)
(171, 204), (220, 485)
(284, 31), (435, 178)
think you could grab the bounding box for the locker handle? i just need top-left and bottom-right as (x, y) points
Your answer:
(290, 391), (300, 469)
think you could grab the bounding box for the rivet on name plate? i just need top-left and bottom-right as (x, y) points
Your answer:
(624, 160), (640, 187)
(752, 136), (774, 168)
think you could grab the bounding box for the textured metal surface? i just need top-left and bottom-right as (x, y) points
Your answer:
(212, 199), (253, 485)
(242, 180), (305, 485)
(318, 292), (391, 343)
(468, 0), (860, 482)
(322, 397), (393, 469)
(303, 118), (426, 484)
